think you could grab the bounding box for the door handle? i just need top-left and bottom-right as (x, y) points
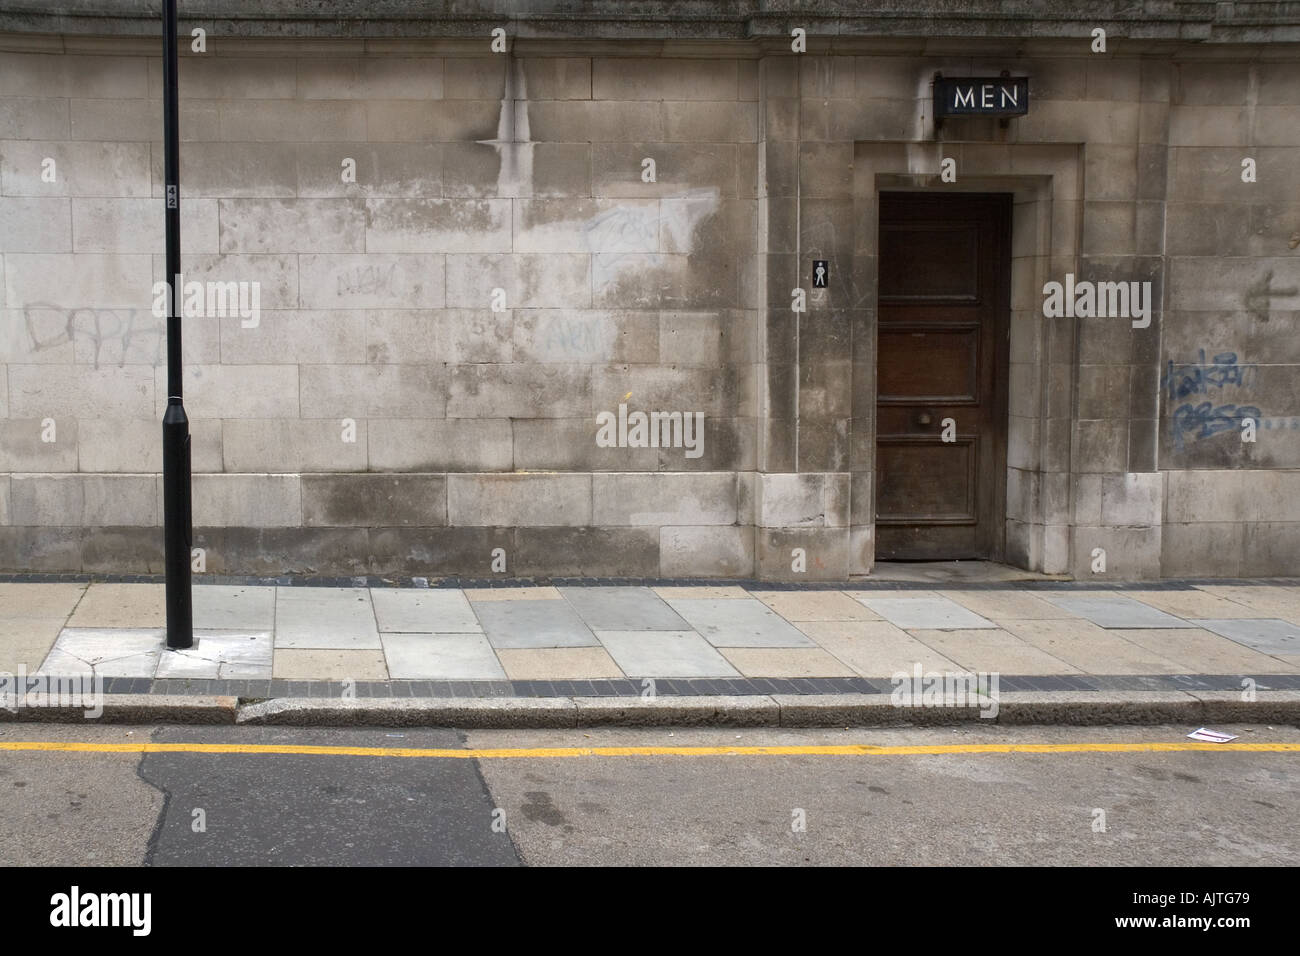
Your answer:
(916, 411), (933, 426)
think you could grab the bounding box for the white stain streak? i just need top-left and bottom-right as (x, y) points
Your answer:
(915, 70), (935, 143)
(478, 57), (532, 197)
(904, 142), (941, 177)
(475, 59), (719, 296)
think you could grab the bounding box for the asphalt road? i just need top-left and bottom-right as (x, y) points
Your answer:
(0, 723), (1296, 867)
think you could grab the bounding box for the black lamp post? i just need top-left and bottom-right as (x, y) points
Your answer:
(161, 0), (193, 649)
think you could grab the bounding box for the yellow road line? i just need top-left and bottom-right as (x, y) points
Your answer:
(0, 741), (1297, 759)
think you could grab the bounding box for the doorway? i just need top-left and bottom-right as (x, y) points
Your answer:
(874, 191), (1011, 560)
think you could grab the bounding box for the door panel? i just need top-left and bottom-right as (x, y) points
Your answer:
(875, 192), (1010, 561)
(876, 438), (976, 520)
(877, 325), (980, 401)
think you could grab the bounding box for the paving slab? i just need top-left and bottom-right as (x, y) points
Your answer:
(496, 647), (625, 680)
(909, 628), (1082, 675)
(272, 648), (387, 680)
(382, 633), (507, 680)
(718, 647), (856, 678)
(37, 627), (164, 677)
(1039, 594), (1189, 629)
(475, 600), (597, 648)
(0, 617), (64, 672)
(1000, 619), (1188, 675)
(1193, 587), (1300, 624)
(1122, 589), (1270, 620)
(192, 586), (276, 631)
(560, 586), (688, 630)
(371, 588), (481, 633)
(464, 587), (561, 601)
(1190, 618), (1300, 656)
(664, 598), (815, 647)
(596, 630), (741, 678)
(794, 620), (963, 678)
(935, 590), (1076, 622)
(155, 630), (273, 679)
(0, 583), (86, 618)
(749, 590), (879, 622)
(855, 596), (997, 630)
(274, 587), (380, 649)
(653, 586), (751, 600)
(66, 583), (165, 628)
(1110, 628), (1300, 674)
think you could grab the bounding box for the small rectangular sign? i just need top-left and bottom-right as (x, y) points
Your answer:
(934, 76), (1029, 117)
(812, 260), (828, 288)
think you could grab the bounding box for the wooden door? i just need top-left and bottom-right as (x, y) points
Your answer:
(875, 192), (1010, 560)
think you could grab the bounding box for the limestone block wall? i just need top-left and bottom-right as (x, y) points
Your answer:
(1158, 59), (1300, 576)
(2, 31), (1298, 580)
(778, 49), (1300, 580)
(0, 47), (763, 576)
(812, 53), (1166, 579)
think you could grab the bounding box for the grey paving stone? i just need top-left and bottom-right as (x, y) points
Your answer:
(371, 588), (481, 633)
(192, 585), (276, 631)
(275, 587), (381, 649)
(475, 599), (597, 648)
(1190, 618), (1300, 655)
(560, 586), (688, 630)
(662, 598), (815, 647)
(155, 629), (273, 679)
(382, 633), (507, 680)
(595, 630), (742, 678)
(854, 596), (997, 630)
(37, 628), (164, 677)
(1041, 595), (1190, 629)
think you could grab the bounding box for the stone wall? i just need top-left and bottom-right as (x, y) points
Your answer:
(1158, 59), (1300, 574)
(0, 48), (765, 576)
(1, 18), (1298, 580)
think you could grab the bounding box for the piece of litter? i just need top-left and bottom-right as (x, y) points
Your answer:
(385, 733), (405, 738)
(1187, 728), (1238, 743)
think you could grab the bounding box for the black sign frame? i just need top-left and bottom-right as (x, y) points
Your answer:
(933, 74), (1029, 121)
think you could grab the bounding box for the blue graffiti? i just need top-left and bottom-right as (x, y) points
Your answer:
(1163, 350), (1256, 401)
(1171, 402), (1262, 450)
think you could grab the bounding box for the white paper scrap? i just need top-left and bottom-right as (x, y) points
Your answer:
(1187, 728), (1238, 743)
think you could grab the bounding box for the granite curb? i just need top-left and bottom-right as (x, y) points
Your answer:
(3, 690), (1298, 728)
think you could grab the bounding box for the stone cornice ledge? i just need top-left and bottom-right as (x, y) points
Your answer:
(0, 1), (1297, 44)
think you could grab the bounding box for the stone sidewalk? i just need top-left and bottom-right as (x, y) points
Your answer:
(3, 580), (1300, 703)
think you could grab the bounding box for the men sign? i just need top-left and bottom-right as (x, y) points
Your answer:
(934, 76), (1029, 117)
